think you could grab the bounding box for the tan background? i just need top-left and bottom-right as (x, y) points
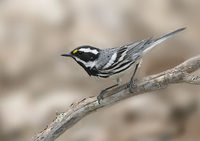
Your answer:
(0, 0), (200, 141)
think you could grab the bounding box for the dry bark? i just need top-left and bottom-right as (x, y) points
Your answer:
(33, 55), (200, 141)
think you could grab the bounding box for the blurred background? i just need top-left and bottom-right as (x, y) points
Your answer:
(0, 0), (200, 141)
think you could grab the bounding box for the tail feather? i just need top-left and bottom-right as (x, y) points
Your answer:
(143, 27), (186, 53)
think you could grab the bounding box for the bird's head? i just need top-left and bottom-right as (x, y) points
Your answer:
(61, 45), (100, 68)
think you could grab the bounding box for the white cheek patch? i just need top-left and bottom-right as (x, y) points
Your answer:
(103, 53), (117, 69)
(75, 57), (97, 68)
(79, 48), (99, 54)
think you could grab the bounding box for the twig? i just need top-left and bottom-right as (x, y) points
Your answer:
(33, 55), (200, 141)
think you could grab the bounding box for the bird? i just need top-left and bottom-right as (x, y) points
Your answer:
(61, 28), (186, 104)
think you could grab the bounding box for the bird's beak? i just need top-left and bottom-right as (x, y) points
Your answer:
(61, 53), (72, 57)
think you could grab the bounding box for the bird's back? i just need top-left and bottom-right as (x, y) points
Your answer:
(87, 28), (186, 78)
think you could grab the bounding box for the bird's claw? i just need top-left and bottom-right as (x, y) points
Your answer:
(97, 90), (106, 104)
(127, 78), (137, 92)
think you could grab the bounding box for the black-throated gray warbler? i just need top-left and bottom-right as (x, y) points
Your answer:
(62, 28), (185, 104)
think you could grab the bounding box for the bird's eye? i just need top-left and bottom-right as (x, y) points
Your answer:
(78, 51), (83, 55)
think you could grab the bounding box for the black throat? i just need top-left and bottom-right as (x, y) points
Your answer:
(76, 61), (99, 76)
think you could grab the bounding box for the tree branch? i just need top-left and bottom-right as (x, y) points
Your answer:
(33, 55), (200, 141)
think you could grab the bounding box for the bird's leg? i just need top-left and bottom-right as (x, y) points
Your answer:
(97, 78), (121, 104)
(127, 63), (139, 90)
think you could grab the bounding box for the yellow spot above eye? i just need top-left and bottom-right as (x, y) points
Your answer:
(73, 49), (78, 54)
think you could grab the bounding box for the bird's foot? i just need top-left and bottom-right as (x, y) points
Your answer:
(127, 78), (137, 92)
(97, 83), (119, 104)
(97, 90), (106, 104)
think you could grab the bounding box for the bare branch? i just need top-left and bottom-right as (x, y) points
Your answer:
(33, 55), (200, 141)
(183, 73), (200, 85)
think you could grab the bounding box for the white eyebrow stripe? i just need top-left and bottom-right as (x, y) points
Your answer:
(103, 53), (117, 69)
(79, 48), (99, 54)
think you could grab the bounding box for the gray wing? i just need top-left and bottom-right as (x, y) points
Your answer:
(98, 39), (149, 68)
(95, 28), (185, 77)
(95, 40), (148, 77)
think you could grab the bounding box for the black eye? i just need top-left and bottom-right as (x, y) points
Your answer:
(78, 51), (83, 55)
